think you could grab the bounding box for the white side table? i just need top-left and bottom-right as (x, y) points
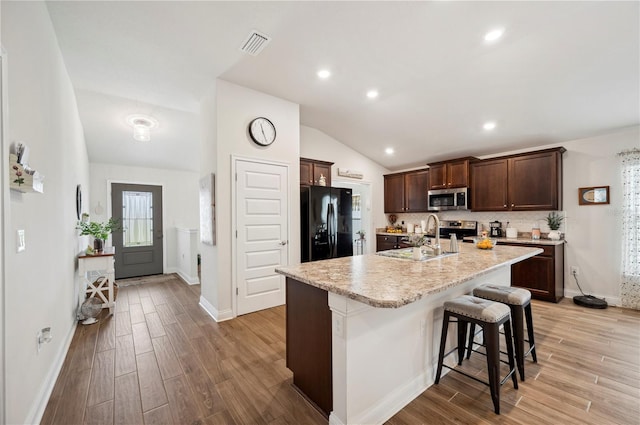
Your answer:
(78, 251), (116, 316)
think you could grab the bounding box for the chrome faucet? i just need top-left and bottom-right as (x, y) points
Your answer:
(423, 214), (441, 256)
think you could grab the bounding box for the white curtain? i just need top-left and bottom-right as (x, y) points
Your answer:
(123, 191), (153, 247)
(620, 148), (640, 309)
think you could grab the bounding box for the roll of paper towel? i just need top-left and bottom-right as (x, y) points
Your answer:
(506, 227), (518, 238)
(407, 223), (414, 233)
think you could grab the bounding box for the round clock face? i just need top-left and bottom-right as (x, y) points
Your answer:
(249, 117), (276, 146)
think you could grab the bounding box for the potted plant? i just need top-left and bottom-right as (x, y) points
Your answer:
(77, 217), (120, 253)
(356, 230), (366, 240)
(546, 212), (563, 240)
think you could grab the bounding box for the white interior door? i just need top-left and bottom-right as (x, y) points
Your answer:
(236, 159), (289, 315)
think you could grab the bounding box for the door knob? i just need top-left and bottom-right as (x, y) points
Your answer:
(279, 240), (288, 246)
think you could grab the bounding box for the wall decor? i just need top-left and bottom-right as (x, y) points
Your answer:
(76, 184), (83, 220)
(199, 173), (216, 245)
(578, 186), (610, 205)
(9, 153), (44, 193)
(248, 117), (276, 146)
(338, 168), (364, 179)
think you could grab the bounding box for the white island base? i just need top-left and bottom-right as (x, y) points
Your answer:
(328, 266), (510, 425)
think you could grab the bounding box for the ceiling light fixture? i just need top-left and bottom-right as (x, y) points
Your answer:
(483, 121), (497, 131)
(367, 90), (379, 99)
(385, 147), (395, 155)
(484, 28), (504, 42)
(317, 69), (331, 79)
(126, 114), (158, 142)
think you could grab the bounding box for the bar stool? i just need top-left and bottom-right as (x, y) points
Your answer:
(435, 295), (518, 414)
(471, 285), (537, 381)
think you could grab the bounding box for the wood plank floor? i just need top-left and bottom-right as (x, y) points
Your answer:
(42, 274), (640, 425)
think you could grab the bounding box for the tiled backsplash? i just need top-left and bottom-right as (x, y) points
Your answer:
(389, 210), (566, 235)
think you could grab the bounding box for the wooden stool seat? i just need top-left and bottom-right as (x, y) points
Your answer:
(472, 285), (537, 381)
(435, 295), (518, 414)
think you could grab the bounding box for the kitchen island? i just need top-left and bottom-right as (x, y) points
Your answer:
(275, 243), (541, 425)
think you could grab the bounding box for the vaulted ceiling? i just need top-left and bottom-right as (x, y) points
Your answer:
(46, 1), (639, 172)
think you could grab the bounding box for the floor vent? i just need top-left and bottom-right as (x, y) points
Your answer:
(240, 30), (271, 56)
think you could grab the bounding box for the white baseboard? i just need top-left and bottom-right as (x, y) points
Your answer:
(176, 270), (200, 285)
(164, 267), (178, 274)
(564, 289), (620, 306)
(199, 295), (234, 322)
(328, 413), (346, 425)
(27, 320), (77, 425)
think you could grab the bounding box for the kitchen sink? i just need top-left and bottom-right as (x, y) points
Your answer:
(376, 248), (458, 261)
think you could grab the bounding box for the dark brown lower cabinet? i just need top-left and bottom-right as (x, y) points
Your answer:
(376, 235), (399, 251)
(376, 234), (412, 251)
(507, 244), (564, 302)
(286, 278), (332, 417)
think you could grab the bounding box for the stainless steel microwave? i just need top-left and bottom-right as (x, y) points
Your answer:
(427, 187), (469, 211)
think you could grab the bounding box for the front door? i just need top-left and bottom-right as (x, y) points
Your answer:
(236, 159), (289, 316)
(111, 183), (163, 279)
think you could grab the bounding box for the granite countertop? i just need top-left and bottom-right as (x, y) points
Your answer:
(462, 236), (566, 246)
(275, 244), (542, 308)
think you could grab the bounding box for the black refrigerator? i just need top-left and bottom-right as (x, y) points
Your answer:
(301, 186), (353, 262)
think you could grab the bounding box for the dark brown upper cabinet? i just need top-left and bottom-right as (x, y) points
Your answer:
(428, 158), (474, 189)
(471, 148), (565, 211)
(300, 158), (333, 186)
(384, 169), (429, 213)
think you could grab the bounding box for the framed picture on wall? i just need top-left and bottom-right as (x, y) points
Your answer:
(578, 186), (610, 205)
(199, 174), (216, 245)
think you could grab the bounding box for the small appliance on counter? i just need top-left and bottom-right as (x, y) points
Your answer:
(439, 220), (478, 240)
(489, 221), (503, 237)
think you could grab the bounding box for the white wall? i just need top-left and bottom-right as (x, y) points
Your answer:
(560, 126), (638, 305)
(2, 2), (91, 423)
(199, 80), (300, 320)
(89, 163), (200, 274)
(300, 125), (390, 237)
(198, 83), (218, 312)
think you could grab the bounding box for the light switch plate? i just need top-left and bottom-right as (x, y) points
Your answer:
(17, 229), (25, 252)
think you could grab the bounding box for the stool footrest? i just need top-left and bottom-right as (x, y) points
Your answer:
(441, 364), (517, 389)
(466, 347), (513, 366)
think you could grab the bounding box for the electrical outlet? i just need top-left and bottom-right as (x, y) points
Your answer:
(333, 316), (344, 338)
(571, 266), (580, 276)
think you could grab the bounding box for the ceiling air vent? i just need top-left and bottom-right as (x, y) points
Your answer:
(240, 30), (271, 56)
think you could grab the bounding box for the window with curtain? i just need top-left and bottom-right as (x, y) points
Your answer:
(620, 148), (640, 309)
(122, 190), (154, 247)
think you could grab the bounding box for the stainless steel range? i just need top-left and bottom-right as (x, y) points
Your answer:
(439, 220), (478, 239)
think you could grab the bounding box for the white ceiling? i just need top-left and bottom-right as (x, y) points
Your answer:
(46, 1), (640, 172)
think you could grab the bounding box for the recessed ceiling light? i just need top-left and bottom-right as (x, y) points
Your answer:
(484, 28), (504, 42)
(367, 90), (379, 99)
(317, 69), (331, 79)
(385, 147), (394, 155)
(483, 121), (497, 131)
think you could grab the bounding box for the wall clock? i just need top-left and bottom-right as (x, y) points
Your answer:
(248, 117), (276, 146)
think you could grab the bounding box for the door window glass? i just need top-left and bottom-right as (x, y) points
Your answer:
(122, 191), (153, 247)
